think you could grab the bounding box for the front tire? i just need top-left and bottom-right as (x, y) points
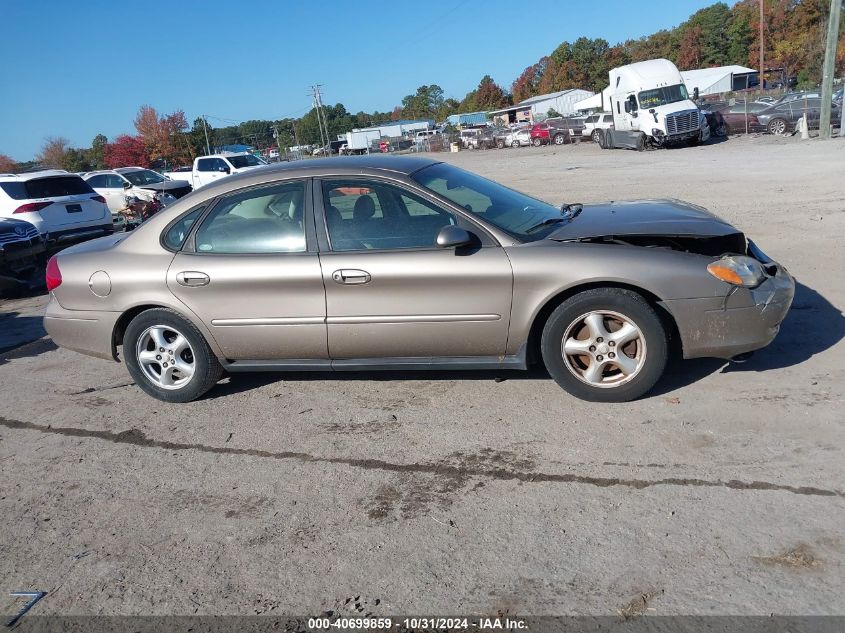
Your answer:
(602, 129), (614, 149)
(496, 140), (505, 149)
(511, 140), (520, 148)
(591, 129), (603, 143)
(123, 308), (223, 403)
(540, 288), (668, 402)
(768, 118), (788, 135)
(532, 137), (542, 147)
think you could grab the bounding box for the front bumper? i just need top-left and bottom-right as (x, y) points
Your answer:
(46, 223), (114, 249)
(665, 264), (795, 360)
(0, 238), (46, 292)
(43, 296), (120, 361)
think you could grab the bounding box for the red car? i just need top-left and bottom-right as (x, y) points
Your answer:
(529, 122), (572, 146)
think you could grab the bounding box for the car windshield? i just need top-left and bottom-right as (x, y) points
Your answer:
(413, 163), (566, 241)
(121, 169), (165, 186)
(227, 154), (266, 168)
(638, 84), (689, 109)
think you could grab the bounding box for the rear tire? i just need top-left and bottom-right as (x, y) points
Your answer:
(496, 140), (505, 149)
(511, 140), (520, 148)
(532, 137), (542, 147)
(540, 288), (668, 402)
(553, 133), (567, 145)
(591, 129), (603, 143)
(635, 133), (646, 151)
(123, 308), (223, 403)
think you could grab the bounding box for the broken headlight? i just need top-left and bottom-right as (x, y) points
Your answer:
(707, 255), (766, 288)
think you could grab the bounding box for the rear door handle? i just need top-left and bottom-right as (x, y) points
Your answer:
(331, 269), (371, 285)
(176, 271), (210, 287)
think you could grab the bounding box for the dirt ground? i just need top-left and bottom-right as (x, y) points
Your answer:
(1, 134), (844, 619)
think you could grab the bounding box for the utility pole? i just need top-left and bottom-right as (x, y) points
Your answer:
(272, 124), (283, 161)
(819, 0), (843, 139)
(311, 84), (331, 152)
(759, 0), (765, 94)
(201, 115), (211, 156)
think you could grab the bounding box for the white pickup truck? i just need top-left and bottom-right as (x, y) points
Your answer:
(163, 152), (268, 189)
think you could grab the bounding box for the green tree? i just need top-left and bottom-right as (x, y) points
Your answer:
(401, 84), (445, 119)
(89, 134), (108, 170)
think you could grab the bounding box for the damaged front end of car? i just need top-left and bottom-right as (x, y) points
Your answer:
(547, 199), (795, 360)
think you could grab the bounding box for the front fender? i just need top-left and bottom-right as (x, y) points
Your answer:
(504, 241), (727, 354)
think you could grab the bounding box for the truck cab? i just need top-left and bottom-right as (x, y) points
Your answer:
(605, 59), (702, 150)
(192, 152), (267, 189)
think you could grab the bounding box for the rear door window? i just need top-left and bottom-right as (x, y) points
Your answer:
(86, 175), (108, 188)
(194, 181), (307, 253)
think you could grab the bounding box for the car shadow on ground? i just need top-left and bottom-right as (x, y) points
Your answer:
(206, 281), (841, 400)
(724, 281), (844, 373)
(0, 335), (57, 367)
(0, 311), (48, 356)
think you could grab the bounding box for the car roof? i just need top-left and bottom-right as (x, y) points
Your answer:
(0, 169), (72, 182)
(114, 167), (146, 173)
(83, 169), (118, 177)
(246, 155), (439, 176)
(179, 156), (443, 200)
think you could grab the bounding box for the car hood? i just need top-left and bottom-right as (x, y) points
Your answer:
(547, 199), (739, 240)
(0, 217), (37, 236)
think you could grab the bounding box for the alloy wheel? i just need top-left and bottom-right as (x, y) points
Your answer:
(136, 324), (195, 390)
(769, 119), (787, 135)
(592, 130), (602, 143)
(554, 133), (566, 145)
(561, 310), (646, 388)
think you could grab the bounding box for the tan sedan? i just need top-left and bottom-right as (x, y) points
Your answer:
(44, 156), (793, 403)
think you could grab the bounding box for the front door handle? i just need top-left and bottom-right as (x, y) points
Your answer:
(176, 271), (210, 287)
(331, 269), (371, 285)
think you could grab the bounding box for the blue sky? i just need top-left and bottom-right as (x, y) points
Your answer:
(0, 0), (722, 160)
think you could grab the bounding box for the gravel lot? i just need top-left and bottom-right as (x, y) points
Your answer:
(1, 135), (844, 619)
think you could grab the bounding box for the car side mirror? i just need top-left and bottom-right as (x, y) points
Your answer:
(436, 225), (473, 248)
(693, 87), (700, 101)
(219, 166), (230, 173)
(123, 181), (132, 189)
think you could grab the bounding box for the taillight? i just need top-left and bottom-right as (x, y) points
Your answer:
(91, 195), (107, 204)
(14, 201), (52, 214)
(45, 256), (62, 291)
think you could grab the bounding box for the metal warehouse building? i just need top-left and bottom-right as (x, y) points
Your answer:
(489, 88), (594, 124)
(446, 111), (489, 127)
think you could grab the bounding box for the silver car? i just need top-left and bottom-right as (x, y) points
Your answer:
(44, 157), (794, 403)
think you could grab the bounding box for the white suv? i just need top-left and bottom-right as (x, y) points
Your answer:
(0, 170), (113, 247)
(582, 113), (615, 143)
(83, 168), (189, 214)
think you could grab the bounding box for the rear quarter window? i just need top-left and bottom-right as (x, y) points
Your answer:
(163, 205), (207, 251)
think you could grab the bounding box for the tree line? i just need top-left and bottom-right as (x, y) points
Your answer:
(2, 1), (842, 172)
(512, 0), (845, 101)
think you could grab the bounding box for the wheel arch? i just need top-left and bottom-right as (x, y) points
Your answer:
(111, 302), (224, 361)
(524, 281), (681, 365)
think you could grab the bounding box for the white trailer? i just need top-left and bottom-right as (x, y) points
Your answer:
(341, 129), (382, 155)
(601, 59), (705, 150)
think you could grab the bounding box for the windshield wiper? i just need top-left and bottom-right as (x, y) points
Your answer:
(525, 203), (584, 234)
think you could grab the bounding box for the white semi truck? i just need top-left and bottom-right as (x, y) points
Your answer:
(600, 59), (705, 150)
